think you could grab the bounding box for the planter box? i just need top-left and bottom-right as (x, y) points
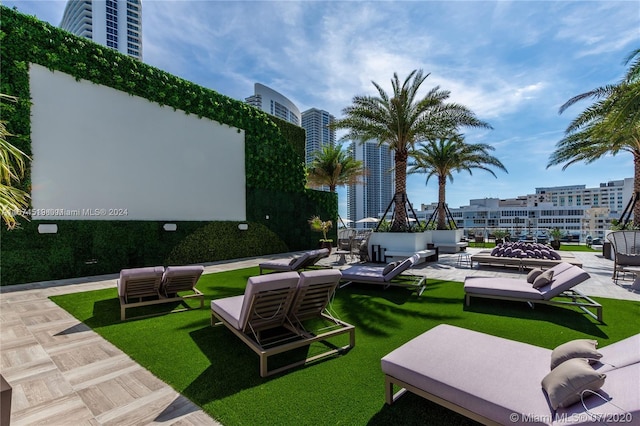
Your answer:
(427, 229), (466, 253)
(368, 232), (431, 262)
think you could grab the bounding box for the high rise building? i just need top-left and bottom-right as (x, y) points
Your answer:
(301, 108), (335, 165)
(245, 83), (301, 126)
(417, 178), (634, 241)
(347, 140), (394, 226)
(60, 0), (143, 60)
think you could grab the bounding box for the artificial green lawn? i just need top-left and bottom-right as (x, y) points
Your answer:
(50, 267), (640, 425)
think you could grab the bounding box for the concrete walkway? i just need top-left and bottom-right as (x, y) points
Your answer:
(0, 250), (638, 425)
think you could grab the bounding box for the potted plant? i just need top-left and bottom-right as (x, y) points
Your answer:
(493, 229), (508, 245)
(549, 227), (563, 250)
(309, 216), (333, 253)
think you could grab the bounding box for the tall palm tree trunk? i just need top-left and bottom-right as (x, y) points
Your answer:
(437, 175), (447, 230)
(634, 151), (640, 222)
(392, 150), (408, 231)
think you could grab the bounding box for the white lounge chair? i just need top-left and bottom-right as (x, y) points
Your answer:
(339, 253), (426, 295)
(464, 262), (602, 322)
(382, 324), (639, 425)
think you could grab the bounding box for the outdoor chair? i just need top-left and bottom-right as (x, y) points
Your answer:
(606, 230), (640, 284)
(340, 253), (426, 295)
(211, 269), (355, 377)
(382, 324), (639, 425)
(464, 262), (602, 321)
(337, 228), (355, 251)
(118, 265), (205, 321)
(258, 248), (330, 274)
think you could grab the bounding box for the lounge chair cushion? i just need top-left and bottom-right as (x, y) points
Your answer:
(595, 333), (640, 372)
(541, 358), (606, 410)
(464, 276), (546, 300)
(527, 268), (543, 283)
(550, 339), (602, 370)
(382, 261), (399, 275)
(537, 263), (590, 300)
(384, 254), (418, 281)
(382, 324), (552, 423)
(211, 271), (299, 330)
(532, 269), (554, 289)
(341, 265), (387, 283)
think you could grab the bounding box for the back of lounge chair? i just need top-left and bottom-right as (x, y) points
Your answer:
(118, 266), (164, 302)
(160, 265), (204, 297)
(212, 271), (300, 335)
(258, 249), (330, 274)
(607, 230), (640, 283)
(384, 254), (419, 281)
(118, 265), (205, 321)
(288, 269), (342, 323)
(297, 248), (330, 269)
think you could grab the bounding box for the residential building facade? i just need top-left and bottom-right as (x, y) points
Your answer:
(417, 178), (633, 242)
(347, 140), (394, 227)
(301, 108), (335, 165)
(60, 0), (143, 60)
(245, 83), (301, 126)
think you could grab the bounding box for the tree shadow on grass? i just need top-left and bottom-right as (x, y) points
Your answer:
(367, 393), (479, 426)
(335, 280), (465, 337)
(463, 297), (608, 337)
(184, 324), (349, 404)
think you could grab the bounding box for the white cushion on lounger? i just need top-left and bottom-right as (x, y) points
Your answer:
(594, 333), (640, 373)
(464, 276), (546, 300)
(381, 324), (552, 424)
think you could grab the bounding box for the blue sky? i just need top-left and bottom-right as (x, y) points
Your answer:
(6, 0), (640, 218)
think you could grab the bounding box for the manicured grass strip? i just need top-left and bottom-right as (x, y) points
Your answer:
(51, 267), (640, 425)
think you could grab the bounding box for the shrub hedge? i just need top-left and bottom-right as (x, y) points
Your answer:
(0, 7), (337, 285)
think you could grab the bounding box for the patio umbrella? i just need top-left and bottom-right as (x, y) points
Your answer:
(356, 217), (380, 223)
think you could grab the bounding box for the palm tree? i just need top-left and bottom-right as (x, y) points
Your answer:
(0, 93), (30, 229)
(409, 132), (507, 230)
(332, 69), (492, 231)
(306, 143), (366, 192)
(548, 48), (640, 222)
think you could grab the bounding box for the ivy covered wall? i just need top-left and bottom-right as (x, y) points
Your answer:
(0, 7), (337, 285)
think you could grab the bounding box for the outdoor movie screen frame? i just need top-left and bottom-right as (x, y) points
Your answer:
(29, 64), (246, 221)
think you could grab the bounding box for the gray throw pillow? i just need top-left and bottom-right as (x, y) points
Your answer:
(550, 339), (602, 370)
(533, 269), (554, 289)
(527, 268), (543, 283)
(289, 257), (299, 266)
(541, 358), (606, 410)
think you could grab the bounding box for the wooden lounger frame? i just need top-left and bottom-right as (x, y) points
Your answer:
(465, 288), (603, 322)
(211, 284), (355, 377)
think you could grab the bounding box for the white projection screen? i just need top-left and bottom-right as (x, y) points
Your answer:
(29, 64), (246, 221)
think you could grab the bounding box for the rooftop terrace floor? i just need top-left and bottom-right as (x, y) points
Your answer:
(1, 248), (638, 425)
